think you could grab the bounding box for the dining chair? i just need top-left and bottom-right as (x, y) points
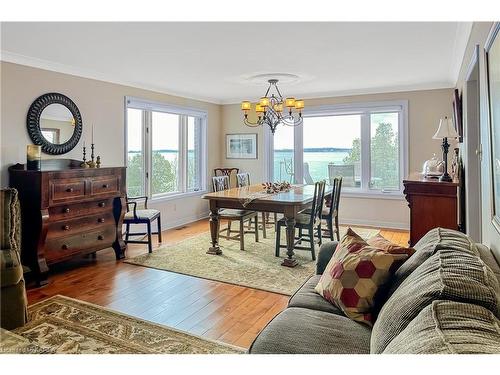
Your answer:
(212, 175), (259, 250)
(275, 180), (326, 261)
(236, 172), (277, 238)
(214, 167), (240, 188)
(301, 177), (343, 241)
(123, 195), (162, 254)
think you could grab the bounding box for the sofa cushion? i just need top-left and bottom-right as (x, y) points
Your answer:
(388, 228), (479, 295)
(383, 300), (500, 354)
(288, 275), (344, 315)
(371, 248), (500, 353)
(315, 228), (407, 326)
(249, 307), (371, 354)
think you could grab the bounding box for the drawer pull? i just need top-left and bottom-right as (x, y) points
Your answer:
(64, 208), (70, 213)
(98, 202), (106, 208)
(62, 225), (70, 231)
(62, 244), (69, 250)
(98, 218), (105, 223)
(102, 184), (109, 188)
(97, 235), (104, 241)
(66, 188), (74, 193)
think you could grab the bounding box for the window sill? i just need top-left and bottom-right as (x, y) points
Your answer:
(150, 190), (208, 203)
(341, 191), (405, 200)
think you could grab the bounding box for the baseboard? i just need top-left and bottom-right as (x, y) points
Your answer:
(340, 218), (409, 231)
(161, 212), (209, 231)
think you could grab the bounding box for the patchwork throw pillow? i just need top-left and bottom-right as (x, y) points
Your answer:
(367, 233), (415, 257)
(315, 229), (407, 326)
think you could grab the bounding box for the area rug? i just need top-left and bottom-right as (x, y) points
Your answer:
(124, 226), (380, 296)
(8, 295), (243, 354)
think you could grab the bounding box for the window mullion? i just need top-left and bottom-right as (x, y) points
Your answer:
(360, 113), (371, 191)
(179, 116), (187, 192)
(144, 110), (152, 198)
(294, 124), (303, 184)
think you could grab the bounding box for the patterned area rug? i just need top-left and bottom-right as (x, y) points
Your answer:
(7, 295), (243, 354)
(125, 226), (379, 296)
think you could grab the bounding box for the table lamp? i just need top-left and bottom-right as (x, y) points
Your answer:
(432, 116), (459, 182)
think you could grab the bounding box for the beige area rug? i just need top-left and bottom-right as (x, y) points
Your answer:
(4, 295), (243, 354)
(125, 226), (380, 296)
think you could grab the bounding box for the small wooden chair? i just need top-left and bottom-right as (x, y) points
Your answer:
(214, 167), (239, 188)
(236, 172), (277, 238)
(323, 177), (343, 241)
(123, 195), (162, 254)
(212, 176), (259, 250)
(275, 180), (326, 261)
(301, 177), (343, 241)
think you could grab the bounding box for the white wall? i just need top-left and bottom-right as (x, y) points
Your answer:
(0, 62), (221, 229)
(221, 89), (455, 229)
(455, 21), (500, 258)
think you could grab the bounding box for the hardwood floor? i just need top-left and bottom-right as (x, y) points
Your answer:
(26, 219), (409, 349)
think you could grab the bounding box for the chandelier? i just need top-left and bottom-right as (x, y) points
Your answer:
(241, 79), (304, 134)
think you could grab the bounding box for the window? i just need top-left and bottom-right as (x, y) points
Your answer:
(266, 101), (407, 197)
(125, 97), (207, 200)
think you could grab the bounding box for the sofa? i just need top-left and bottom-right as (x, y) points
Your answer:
(0, 188), (28, 330)
(249, 228), (500, 354)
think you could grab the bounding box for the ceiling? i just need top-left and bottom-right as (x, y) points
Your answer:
(0, 22), (472, 104)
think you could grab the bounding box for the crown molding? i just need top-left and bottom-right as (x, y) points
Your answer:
(219, 82), (455, 105)
(450, 22), (474, 85)
(0, 50), (223, 105)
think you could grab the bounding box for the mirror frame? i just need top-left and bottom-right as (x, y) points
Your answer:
(27, 92), (83, 155)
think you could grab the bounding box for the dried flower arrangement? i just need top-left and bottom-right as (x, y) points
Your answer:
(262, 181), (292, 194)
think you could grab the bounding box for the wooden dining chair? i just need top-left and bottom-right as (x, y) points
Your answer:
(123, 195), (162, 254)
(236, 172), (277, 239)
(323, 177), (343, 241)
(275, 180), (326, 261)
(301, 177), (343, 241)
(212, 175), (259, 250)
(214, 167), (239, 188)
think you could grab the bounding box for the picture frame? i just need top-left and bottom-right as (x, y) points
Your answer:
(452, 88), (463, 143)
(226, 133), (258, 159)
(486, 22), (500, 233)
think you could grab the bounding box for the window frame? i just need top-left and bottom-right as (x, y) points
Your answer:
(124, 96), (208, 202)
(264, 100), (408, 199)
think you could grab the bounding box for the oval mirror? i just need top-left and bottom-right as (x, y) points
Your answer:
(27, 93), (83, 155)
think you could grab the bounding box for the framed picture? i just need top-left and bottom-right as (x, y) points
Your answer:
(453, 88), (463, 143)
(486, 22), (500, 232)
(226, 133), (258, 159)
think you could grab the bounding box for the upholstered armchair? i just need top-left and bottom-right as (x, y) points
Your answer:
(1, 188), (28, 330)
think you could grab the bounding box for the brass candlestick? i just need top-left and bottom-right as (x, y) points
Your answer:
(87, 143), (96, 168)
(81, 145), (90, 168)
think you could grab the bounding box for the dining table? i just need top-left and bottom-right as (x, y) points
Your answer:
(202, 184), (332, 267)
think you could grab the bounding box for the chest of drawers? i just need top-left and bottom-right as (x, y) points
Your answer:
(9, 159), (126, 285)
(403, 173), (460, 246)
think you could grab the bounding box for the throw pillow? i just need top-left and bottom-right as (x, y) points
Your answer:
(315, 228), (407, 326)
(367, 233), (415, 257)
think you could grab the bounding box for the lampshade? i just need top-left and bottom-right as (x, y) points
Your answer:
(285, 97), (296, 108)
(433, 117), (459, 140)
(241, 101), (251, 111)
(255, 104), (265, 113)
(294, 99), (304, 110)
(259, 97), (270, 107)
